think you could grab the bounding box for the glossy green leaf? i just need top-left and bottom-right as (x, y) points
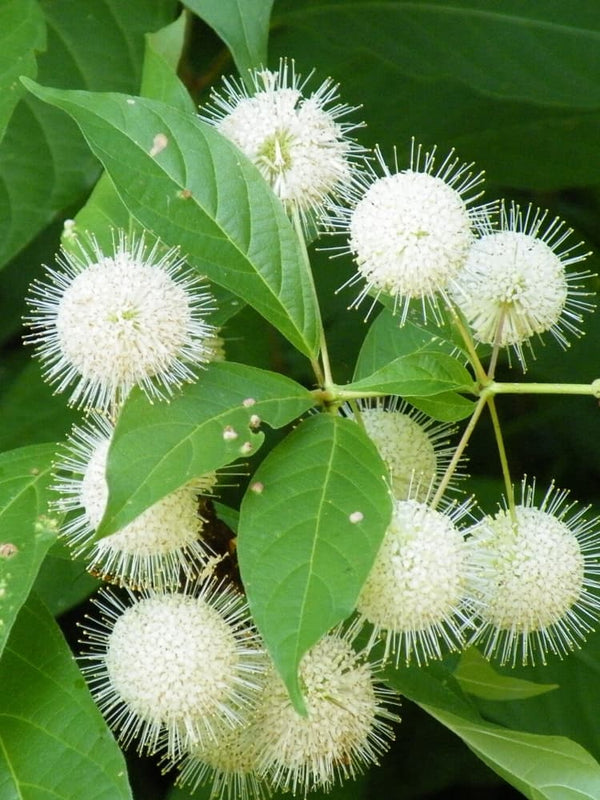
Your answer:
(354, 312), (445, 380)
(0, 359), (79, 451)
(384, 659), (600, 799)
(68, 10), (193, 245)
(141, 11), (195, 112)
(424, 705), (600, 800)
(237, 413), (392, 711)
(343, 352), (475, 398)
(455, 648), (558, 702)
(63, 13), (244, 330)
(354, 308), (476, 420)
(0, 0), (45, 144)
(0, 593), (132, 799)
(98, 362), (314, 537)
(474, 631), (600, 766)
(271, 1), (600, 189)
(25, 81), (321, 357)
(276, 1), (600, 109)
(403, 392), (476, 423)
(34, 540), (99, 616)
(0, 0), (177, 271)
(184, 0), (274, 76)
(0, 443), (58, 657)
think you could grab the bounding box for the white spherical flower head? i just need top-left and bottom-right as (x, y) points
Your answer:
(24, 232), (216, 411)
(330, 141), (491, 322)
(80, 584), (264, 759)
(357, 498), (473, 665)
(176, 708), (268, 800)
(54, 414), (217, 589)
(355, 398), (458, 501)
(467, 481), (600, 666)
(252, 634), (398, 795)
(201, 60), (365, 231)
(452, 202), (595, 368)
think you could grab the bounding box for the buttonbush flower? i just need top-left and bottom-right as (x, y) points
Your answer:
(346, 398), (459, 501)
(200, 59), (365, 232)
(24, 231), (216, 411)
(357, 497), (474, 665)
(451, 201), (595, 368)
(54, 414), (217, 590)
(466, 480), (600, 666)
(176, 705), (269, 800)
(80, 583), (264, 759)
(250, 633), (399, 795)
(328, 141), (491, 322)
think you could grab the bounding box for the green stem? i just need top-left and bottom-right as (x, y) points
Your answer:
(446, 302), (488, 386)
(487, 308), (506, 381)
(331, 389), (390, 401)
(485, 380), (600, 397)
(486, 395), (517, 523)
(291, 207), (334, 389)
(348, 398), (366, 431)
(430, 394), (487, 509)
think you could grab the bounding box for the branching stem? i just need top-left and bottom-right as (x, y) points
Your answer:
(292, 207), (334, 390)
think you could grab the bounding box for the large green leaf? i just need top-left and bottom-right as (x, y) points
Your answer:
(474, 630), (600, 767)
(64, 13), (243, 329)
(34, 539), (99, 616)
(354, 311), (448, 380)
(0, 0), (177, 272)
(98, 362), (314, 536)
(185, 0), (274, 77)
(64, 11), (193, 245)
(454, 648), (558, 702)
(237, 413), (392, 711)
(276, 1), (600, 109)
(0, 0), (45, 144)
(342, 351), (475, 398)
(425, 706), (600, 800)
(141, 11), (195, 112)
(25, 81), (321, 358)
(270, 1), (600, 190)
(384, 660), (600, 799)
(0, 359), (79, 451)
(0, 593), (132, 800)
(0, 443), (58, 657)
(354, 309), (476, 421)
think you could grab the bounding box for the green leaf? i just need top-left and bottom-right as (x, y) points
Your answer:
(0, 0), (177, 271)
(237, 413), (392, 712)
(454, 648), (558, 702)
(343, 351), (475, 398)
(25, 81), (321, 358)
(423, 705), (600, 800)
(271, 1), (600, 190)
(354, 311), (446, 380)
(66, 11), (193, 244)
(276, 1), (600, 109)
(141, 11), (195, 112)
(0, 0), (45, 144)
(0, 443), (58, 657)
(473, 631), (600, 766)
(63, 13), (244, 330)
(98, 362), (314, 536)
(0, 359), (79, 451)
(384, 659), (600, 799)
(353, 308), (476, 421)
(184, 0), (274, 76)
(0, 593), (132, 799)
(403, 392), (476, 423)
(34, 540), (99, 616)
